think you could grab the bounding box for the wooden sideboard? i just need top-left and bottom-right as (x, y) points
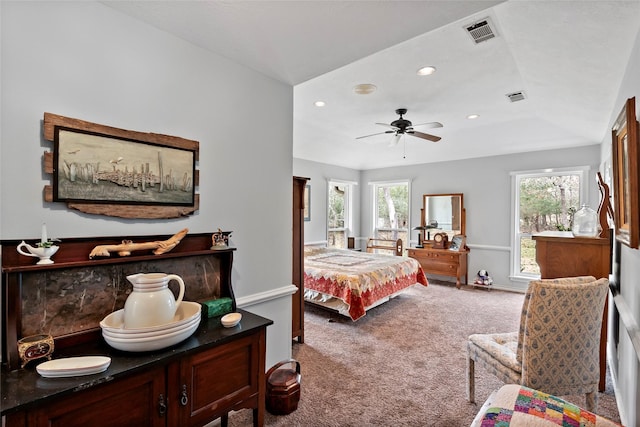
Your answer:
(407, 246), (468, 288)
(1, 232), (273, 426)
(1, 309), (272, 427)
(532, 230), (611, 392)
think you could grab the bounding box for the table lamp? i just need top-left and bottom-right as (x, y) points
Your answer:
(412, 226), (428, 248)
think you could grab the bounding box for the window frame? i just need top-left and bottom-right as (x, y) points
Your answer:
(509, 166), (589, 281)
(327, 179), (353, 248)
(370, 179), (411, 251)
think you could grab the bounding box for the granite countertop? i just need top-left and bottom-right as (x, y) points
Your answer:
(0, 309), (272, 417)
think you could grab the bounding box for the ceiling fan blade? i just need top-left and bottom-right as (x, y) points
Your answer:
(356, 130), (394, 140)
(407, 130), (441, 142)
(375, 123), (401, 131)
(411, 121), (443, 129)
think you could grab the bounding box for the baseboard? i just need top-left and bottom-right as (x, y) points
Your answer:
(607, 352), (627, 426)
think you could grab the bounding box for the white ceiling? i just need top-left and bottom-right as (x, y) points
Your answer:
(103, 1), (640, 170)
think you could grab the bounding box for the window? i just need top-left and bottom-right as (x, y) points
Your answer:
(327, 181), (352, 248)
(511, 167), (588, 279)
(372, 180), (409, 251)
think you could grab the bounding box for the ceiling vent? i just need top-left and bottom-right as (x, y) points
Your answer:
(506, 91), (526, 103)
(464, 17), (496, 44)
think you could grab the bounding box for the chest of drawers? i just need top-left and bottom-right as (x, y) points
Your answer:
(407, 247), (468, 288)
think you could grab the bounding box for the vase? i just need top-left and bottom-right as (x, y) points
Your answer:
(123, 273), (185, 329)
(572, 204), (600, 237)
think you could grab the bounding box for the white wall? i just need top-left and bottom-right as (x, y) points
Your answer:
(1, 1), (294, 368)
(601, 23), (640, 427)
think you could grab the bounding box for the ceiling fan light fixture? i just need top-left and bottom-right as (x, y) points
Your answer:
(467, 114), (480, 119)
(314, 101), (326, 107)
(353, 83), (377, 95)
(417, 66), (436, 76)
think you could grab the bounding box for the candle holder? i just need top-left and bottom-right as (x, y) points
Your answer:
(17, 241), (59, 265)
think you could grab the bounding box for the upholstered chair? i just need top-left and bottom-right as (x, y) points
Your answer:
(467, 276), (608, 412)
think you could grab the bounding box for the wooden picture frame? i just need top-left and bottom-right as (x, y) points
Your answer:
(54, 126), (196, 206)
(449, 234), (466, 251)
(42, 113), (200, 219)
(304, 184), (311, 221)
(611, 97), (639, 249)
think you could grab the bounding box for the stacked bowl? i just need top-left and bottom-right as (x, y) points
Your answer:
(100, 301), (201, 352)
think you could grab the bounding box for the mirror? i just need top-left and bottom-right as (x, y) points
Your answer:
(420, 193), (465, 242)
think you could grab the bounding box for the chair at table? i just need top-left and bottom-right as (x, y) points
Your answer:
(466, 276), (608, 412)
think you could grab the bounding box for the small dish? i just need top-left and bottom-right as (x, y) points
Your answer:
(221, 312), (242, 328)
(37, 356), (111, 378)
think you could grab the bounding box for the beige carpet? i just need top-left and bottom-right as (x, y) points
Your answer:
(226, 281), (621, 426)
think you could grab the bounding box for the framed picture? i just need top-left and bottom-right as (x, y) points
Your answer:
(304, 185), (311, 221)
(449, 234), (466, 251)
(53, 126), (196, 206)
(611, 97), (639, 249)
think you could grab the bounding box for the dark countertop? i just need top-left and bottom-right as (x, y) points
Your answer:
(1, 309), (272, 417)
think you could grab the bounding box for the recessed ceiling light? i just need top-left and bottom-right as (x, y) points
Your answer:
(314, 101), (326, 107)
(417, 66), (436, 76)
(353, 84), (377, 95)
(467, 114), (480, 119)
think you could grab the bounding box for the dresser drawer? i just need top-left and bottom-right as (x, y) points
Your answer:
(408, 249), (459, 261)
(408, 247), (468, 288)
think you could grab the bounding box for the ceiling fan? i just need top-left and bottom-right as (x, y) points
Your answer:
(356, 108), (443, 145)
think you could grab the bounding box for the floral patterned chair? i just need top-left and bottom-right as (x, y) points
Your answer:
(467, 276), (609, 412)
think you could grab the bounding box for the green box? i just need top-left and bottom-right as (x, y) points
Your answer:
(202, 297), (233, 318)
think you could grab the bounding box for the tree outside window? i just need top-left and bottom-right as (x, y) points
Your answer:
(328, 182), (350, 248)
(373, 181), (409, 252)
(514, 170), (584, 277)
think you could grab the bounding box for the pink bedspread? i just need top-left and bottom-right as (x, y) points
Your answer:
(304, 247), (428, 320)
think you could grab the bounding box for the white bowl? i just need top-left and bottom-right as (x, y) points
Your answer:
(101, 315), (200, 339)
(102, 317), (200, 352)
(221, 312), (242, 328)
(100, 301), (201, 333)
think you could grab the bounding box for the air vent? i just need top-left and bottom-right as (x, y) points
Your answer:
(506, 91), (526, 103)
(464, 18), (496, 44)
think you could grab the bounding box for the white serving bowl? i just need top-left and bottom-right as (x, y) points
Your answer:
(221, 312), (242, 328)
(101, 315), (200, 339)
(100, 301), (201, 334)
(102, 317), (200, 352)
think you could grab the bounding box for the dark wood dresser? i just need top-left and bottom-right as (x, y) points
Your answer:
(1, 233), (273, 426)
(1, 309), (272, 427)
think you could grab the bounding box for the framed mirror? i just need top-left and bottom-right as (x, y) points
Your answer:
(420, 193), (465, 243)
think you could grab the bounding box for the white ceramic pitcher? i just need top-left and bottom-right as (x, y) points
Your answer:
(123, 273), (185, 329)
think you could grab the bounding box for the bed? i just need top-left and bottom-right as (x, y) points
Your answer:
(303, 246), (428, 321)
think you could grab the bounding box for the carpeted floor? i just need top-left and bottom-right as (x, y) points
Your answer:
(224, 281), (621, 426)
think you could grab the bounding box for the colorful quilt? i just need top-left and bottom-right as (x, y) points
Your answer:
(303, 247), (428, 320)
(473, 385), (621, 427)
